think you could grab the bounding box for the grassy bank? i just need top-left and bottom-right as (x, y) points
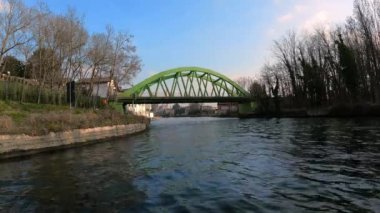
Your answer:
(0, 101), (148, 136)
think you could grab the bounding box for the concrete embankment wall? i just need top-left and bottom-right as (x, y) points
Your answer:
(0, 123), (147, 159)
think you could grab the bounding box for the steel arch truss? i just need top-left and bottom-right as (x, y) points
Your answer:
(118, 67), (250, 101)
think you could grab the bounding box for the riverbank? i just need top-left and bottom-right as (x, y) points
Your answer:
(0, 123), (147, 159)
(0, 101), (149, 159)
(0, 101), (148, 136)
(241, 103), (380, 118)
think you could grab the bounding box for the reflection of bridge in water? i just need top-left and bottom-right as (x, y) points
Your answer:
(115, 67), (254, 114)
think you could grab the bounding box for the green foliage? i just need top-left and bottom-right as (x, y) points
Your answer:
(26, 48), (62, 80)
(7, 111), (27, 123)
(107, 101), (123, 113)
(249, 82), (267, 100)
(0, 56), (26, 77)
(0, 80), (66, 104)
(249, 81), (269, 113)
(0, 100), (67, 113)
(299, 56), (326, 106)
(172, 103), (182, 115)
(336, 34), (359, 100)
(189, 103), (201, 115)
(0, 79), (100, 108)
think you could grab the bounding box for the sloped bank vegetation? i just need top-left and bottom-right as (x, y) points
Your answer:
(0, 101), (149, 136)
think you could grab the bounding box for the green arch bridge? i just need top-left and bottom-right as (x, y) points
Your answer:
(116, 67), (252, 104)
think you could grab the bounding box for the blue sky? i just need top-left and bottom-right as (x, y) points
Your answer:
(23, 0), (354, 84)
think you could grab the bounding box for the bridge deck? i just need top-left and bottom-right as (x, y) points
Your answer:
(117, 97), (251, 104)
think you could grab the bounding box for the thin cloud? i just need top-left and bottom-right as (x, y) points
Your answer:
(276, 4), (309, 24)
(272, 0), (353, 34)
(278, 13), (294, 23)
(302, 10), (330, 32)
(294, 5), (308, 13)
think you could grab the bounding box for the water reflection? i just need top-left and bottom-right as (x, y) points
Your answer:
(0, 117), (379, 212)
(284, 118), (380, 212)
(0, 141), (148, 211)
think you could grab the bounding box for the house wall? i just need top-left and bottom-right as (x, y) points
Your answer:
(92, 83), (109, 98)
(78, 80), (117, 98)
(127, 104), (153, 117)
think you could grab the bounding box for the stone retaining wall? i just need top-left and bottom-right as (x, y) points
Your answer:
(0, 123), (147, 159)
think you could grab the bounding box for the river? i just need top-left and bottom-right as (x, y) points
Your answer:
(0, 117), (380, 212)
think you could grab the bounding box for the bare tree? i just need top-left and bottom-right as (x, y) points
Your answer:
(51, 8), (88, 83)
(236, 76), (254, 91)
(273, 31), (300, 100)
(0, 0), (34, 71)
(354, 0), (380, 103)
(100, 26), (141, 99)
(83, 31), (112, 107)
(26, 3), (53, 104)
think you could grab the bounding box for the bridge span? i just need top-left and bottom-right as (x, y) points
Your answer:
(115, 67), (254, 114)
(117, 67), (251, 102)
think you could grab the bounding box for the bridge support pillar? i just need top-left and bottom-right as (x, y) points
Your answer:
(238, 102), (256, 117)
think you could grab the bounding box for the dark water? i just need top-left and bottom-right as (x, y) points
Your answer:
(1, 118), (380, 212)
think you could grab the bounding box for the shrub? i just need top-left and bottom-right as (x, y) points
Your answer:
(0, 115), (14, 131)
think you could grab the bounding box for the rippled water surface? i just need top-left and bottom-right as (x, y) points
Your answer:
(1, 117), (380, 212)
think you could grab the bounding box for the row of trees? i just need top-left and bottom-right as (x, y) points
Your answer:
(244, 0), (380, 111)
(0, 0), (141, 104)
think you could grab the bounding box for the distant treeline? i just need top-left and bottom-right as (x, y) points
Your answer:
(238, 0), (380, 113)
(0, 0), (141, 106)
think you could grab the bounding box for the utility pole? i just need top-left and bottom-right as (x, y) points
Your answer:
(6, 71), (10, 101)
